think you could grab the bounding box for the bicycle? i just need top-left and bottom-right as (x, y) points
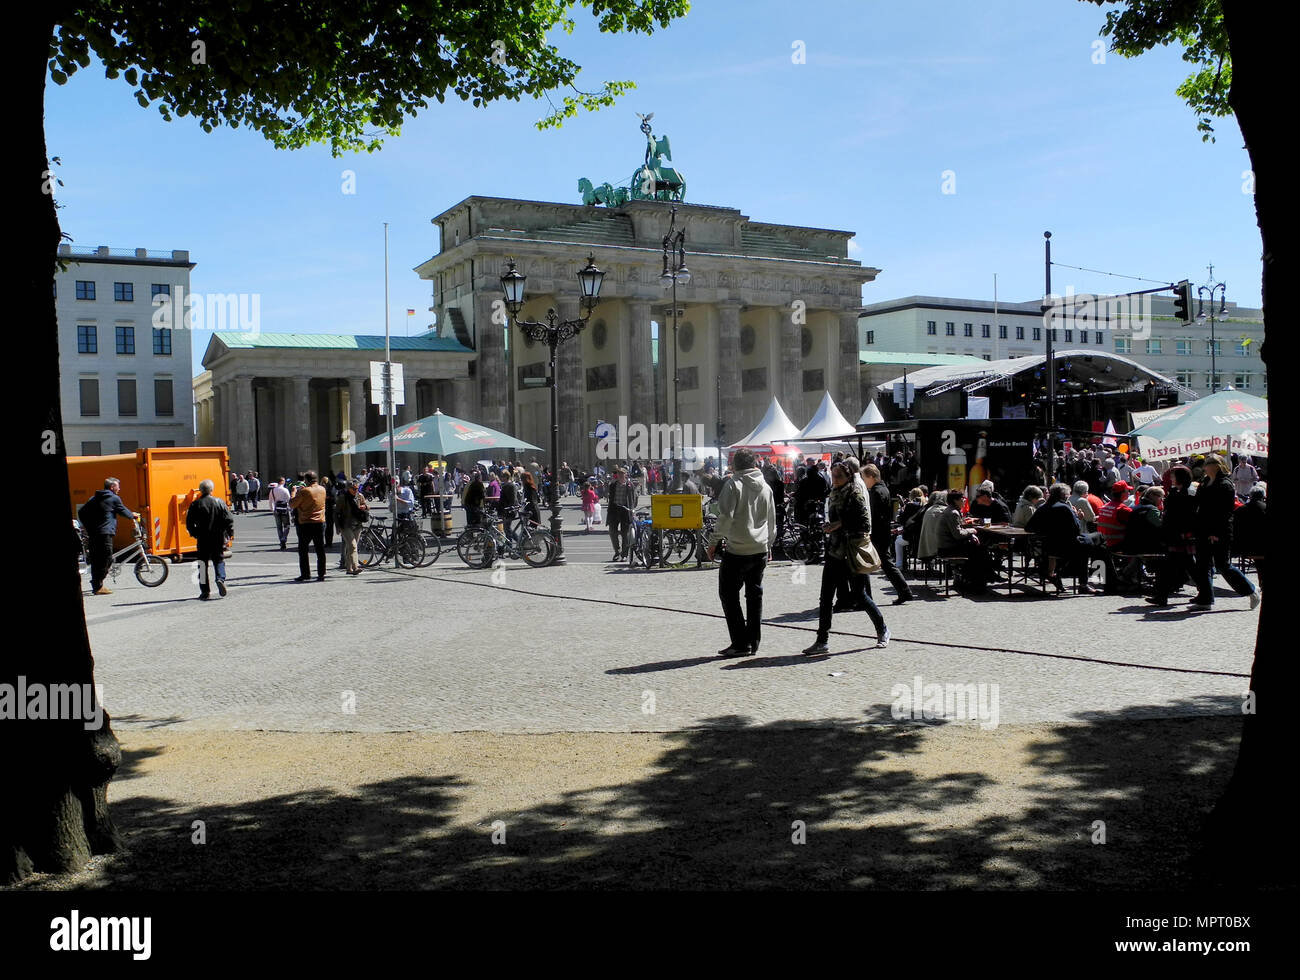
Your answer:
(357, 515), (426, 569)
(456, 507), (555, 568)
(90, 517), (169, 587)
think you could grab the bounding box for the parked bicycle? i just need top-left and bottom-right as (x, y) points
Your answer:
(358, 515), (426, 569)
(455, 507), (555, 568)
(89, 517), (169, 587)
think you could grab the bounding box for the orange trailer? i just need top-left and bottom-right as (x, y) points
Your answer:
(68, 447), (231, 558)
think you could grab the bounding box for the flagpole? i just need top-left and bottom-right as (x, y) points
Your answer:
(385, 222), (396, 515)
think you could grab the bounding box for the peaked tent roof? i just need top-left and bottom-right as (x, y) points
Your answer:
(796, 392), (857, 441)
(732, 397), (802, 448)
(858, 399), (885, 425)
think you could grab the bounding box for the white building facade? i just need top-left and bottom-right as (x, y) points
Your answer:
(860, 294), (1266, 396)
(56, 245), (196, 455)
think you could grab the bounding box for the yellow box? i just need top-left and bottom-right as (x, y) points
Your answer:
(651, 493), (704, 529)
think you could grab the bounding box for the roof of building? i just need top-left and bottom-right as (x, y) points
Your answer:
(860, 351), (988, 367)
(881, 349), (1197, 398)
(209, 331), (473, 353)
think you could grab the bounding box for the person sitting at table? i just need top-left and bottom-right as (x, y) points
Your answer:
(1025, 482), (1114, 595)
(1069, 481), (1098, 530)
(970, 485), (1011, 524)
(1145, 465), (1197, 606)
(895, 487), (928, 567)
(1119, 486), (1168, 585)
(936, 489), (991, 594)
(1011, 485), (1044, 528)
(916, 490), (949, 562)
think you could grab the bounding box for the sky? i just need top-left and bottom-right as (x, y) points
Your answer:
(44, 0), (1259, 380)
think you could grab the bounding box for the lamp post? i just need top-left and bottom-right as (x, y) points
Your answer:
(660, 206), (690, 489)
(500, 254), (605, 564)
(1197, 266), (1227, 394)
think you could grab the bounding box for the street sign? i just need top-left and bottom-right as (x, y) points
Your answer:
(369, 361), (405, 407)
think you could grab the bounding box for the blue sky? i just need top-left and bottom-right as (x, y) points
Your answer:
(45, 0), (1258, 379)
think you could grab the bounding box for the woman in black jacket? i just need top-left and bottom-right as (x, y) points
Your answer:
(1188, 455), (1259, 609)
(521, 471), (543, 527)
(803, 462), (889, 655)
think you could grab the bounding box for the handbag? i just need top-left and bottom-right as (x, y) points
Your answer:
(846, 534), (882, 575)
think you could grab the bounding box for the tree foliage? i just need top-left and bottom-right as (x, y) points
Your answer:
(50, 0), (691, 154)
(1083, 0), (1231, 141)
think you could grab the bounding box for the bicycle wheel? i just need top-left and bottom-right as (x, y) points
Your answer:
(359, 528), (384, 568)
(787, 532), (811, 563)
(662, 529), (696, 567)
(520, 527), (555, 567)
(456, 527), (493, 569)
(417, 527), (442, 566)
(134, 554), (169, 587)
(396, 528), (425, 568)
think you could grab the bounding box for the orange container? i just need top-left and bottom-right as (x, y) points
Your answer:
(68, 447), (231, 558)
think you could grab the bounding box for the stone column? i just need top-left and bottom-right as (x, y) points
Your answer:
(348, 377), (367, 451)
(555, 293), (585, 474)
(291, 375), (313, 473)
(277, 380), (295, 480)
(233, 375), (255, 475)
(837, 310), (862, 423)
(402, 369), (420, 424)
(627, 299), (654, 430)
(717, 302), (743, 443)
(781, 306), (803, 424)
(211, 384), (225, 455)
(475, 292), (508, 433)
(450, 378), (472, 421)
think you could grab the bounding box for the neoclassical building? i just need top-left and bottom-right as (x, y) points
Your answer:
(195, 332), (473, 479)
(415, 195), (876, 469)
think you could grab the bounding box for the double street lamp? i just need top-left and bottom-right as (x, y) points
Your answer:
(500, 254), (605, 564)
(660, 206), (690, 489)
(1197, 269), (1227, 394)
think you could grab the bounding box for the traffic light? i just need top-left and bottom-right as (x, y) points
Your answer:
(1172, 280), (1191, 322)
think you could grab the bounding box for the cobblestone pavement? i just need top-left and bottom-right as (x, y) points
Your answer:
(86, 499), (1259, 734)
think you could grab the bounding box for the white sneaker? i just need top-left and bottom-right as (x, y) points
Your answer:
(876, 628), (891, 648)
(1249, 591), (1261, 610)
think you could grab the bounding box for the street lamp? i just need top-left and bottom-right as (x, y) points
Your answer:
(661, 206), (689, 489)
(1197, 267), (1227, 394)
(500, 254), (605, 564)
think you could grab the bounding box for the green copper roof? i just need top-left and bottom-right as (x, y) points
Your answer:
(213, 331), (472, 353)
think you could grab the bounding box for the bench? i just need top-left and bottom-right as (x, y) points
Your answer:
(934, 555), (968, 597)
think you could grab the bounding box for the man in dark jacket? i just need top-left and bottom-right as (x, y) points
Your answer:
(1026, 483), (1114, 594)
(969, 486), (1011, 524)
(185, 479), (234, 599)
(762, 463), (786, 541)
(78, 478), (139, 595)
(1189, 455), (1259, 609)
(861, 463), (913, 604)
(1232, 485), (1266, 590)
(794, 462), (829, 530)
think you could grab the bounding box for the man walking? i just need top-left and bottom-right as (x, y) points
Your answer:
(862, 463), (914, 604)
(707, 449), (776, 658)
(185, 479), (234, 599)
(607, 467), (636, 560)
(290, 470), (328, 582)
(1189, 455), (1260, 610)
(336, 479), (369, 575)
(78, 477), (139, 595)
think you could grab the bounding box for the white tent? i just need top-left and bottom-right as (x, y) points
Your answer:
(796, 392), (857, 441)
(731, 396), (802, 448)
(858, 399), (885, 425)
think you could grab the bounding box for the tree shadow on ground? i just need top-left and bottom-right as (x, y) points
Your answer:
(37, 698), (1254, 890)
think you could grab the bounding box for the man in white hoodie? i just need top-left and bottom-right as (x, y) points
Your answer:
(707, 449), (776, 658)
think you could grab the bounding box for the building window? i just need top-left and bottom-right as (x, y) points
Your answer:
(75, 280), (96, 300)
(1236, 340), (1252, 356)
(1114, 337), (1132, 355)
(1094, 332), (1103, 345)
(151, 283), (171, 297)
(1175, 370), (1194, 387)
(157, 440), (175, 448)
(864, 330), (875, 345)
(154, 379), (174, 417)
(79, 378), (99, 416)
(1175, 338), (1192, 356)
(1032, 327), (1042, 341)
(1207, 371), (1222, 389)
(81, 441), (101, 456)
(1016, 326), (1025, 340)
(998, 325), (1007, 340)
(1206, 339), (1222, 356)
(963, 323), (973, 337)
(926, 320), (937, 336)
(1064, 330), (1072, 343)
(119, 441), (138, 453)
(1146, 339), (1161, 355)
(1234, 372), (1250, 389)
(77, 325), (97, 353)
(115, 325), (135, 355)
(980, 324), (990, 339)
(982, 354), (991, 361)
(153, 328), (172, 355)
(1048, 329), (1058, 343)
(114, 282), (134, 302)
(945, 322), (955, 336)
(118, 378), (137, 417)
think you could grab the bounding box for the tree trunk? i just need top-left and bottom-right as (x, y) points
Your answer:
(1, 12), (123, 883)
(1202, 0), (1290, 886)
